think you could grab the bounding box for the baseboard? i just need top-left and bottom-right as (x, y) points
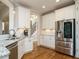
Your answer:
(39, 45), (55, 50)
(24, 50), (33, 54)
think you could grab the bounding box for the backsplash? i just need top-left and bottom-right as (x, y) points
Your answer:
(0, 35), (9, 40)
(41, 29), (55, 35)
(15, 28), (25, 38)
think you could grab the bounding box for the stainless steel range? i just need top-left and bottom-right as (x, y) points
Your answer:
(55, 19), (75, 56)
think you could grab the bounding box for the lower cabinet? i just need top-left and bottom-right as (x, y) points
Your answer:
(40, 35), (55, 49)
(18, 37), (33, 59)
(24, 37), (33, 53)
(18, 39), (24, 59)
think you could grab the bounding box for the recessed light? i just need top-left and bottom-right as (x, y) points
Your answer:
(42, 5), (46, 8)
(56, 0), (60, 2)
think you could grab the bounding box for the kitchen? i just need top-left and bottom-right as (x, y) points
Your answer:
(0, 0), (79, 59)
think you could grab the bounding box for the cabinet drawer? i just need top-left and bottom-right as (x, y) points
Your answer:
(56, 46), (72, 55)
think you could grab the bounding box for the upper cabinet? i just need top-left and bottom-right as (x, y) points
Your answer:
(55, 5), (75, 21)
(15, 6), (30, 29)
(42, 12), (55, 29)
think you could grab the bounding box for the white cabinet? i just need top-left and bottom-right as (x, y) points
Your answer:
(40, 35), (55, 49)
(18, 39), (24, 59)
(24, 37), (33, 53)
(42, 12), (55, 29)
(18, 37), (33, 59)
(55, 5), (75, 21)
(50, 36), (55, 49)
(15, 6), (30, 29)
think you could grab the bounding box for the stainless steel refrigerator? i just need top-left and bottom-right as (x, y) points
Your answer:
(55, 19), (75, 56)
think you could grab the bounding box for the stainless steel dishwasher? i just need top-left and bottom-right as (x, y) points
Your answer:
(6, 42), (18, 59)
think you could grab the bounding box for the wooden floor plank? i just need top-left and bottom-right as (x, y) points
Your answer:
(22, 46), (77, 59)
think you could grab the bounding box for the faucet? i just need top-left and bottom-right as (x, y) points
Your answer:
(9, 29), (16, 40)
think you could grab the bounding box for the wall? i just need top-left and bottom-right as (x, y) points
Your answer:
(1, 0), (15, 30)
(75, 0), (79, 58)
(0, 7), (9, 18)
(0, 0), (14, 40)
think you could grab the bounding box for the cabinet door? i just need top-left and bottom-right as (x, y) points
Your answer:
(42, 15), (48, 29)
(18, 40), (24, 59)
(42, 13), (55, 29)
(40, 36), (51, 48)
(39, 36), (45, 46)
(40, 36), (55, 49)
(43, 36), (50, 47)
(18, 7), (30, 28)
(15, 6), (30, 29)
(55, 5), (75, 21)
(24, 38), (33, 53)
(50, 36), (55, 49)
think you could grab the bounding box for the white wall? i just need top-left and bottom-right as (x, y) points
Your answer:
(75, 0), (79, 58)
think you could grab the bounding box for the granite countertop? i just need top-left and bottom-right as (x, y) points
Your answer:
(0, 47), (10, 57)
(3, 39), (20, 47)
(3, 36), (27, 47)
(0, 39), (20, 57)
(0, 36), (28, 57)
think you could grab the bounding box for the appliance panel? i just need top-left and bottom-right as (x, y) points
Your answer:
(55, 19), (75, 56)
(56, 41), (73, 48)
(64, 22), (72, 38)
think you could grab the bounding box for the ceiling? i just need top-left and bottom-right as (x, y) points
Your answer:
(11, 0), (75, 14)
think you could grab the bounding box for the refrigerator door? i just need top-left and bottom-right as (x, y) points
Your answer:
(55, 19), (75, 56)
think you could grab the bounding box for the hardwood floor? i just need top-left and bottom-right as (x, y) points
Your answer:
(22, 46), (77, 59)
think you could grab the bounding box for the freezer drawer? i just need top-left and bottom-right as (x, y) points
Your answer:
(56, 41), (73, 48)
(56, 46), (73, 55)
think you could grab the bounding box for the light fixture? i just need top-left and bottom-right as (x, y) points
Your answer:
(42, 5), (46, 8)
(56, 0), (60, 2)
(31, 15), (38, 21)
(12, 10), (15, 14)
